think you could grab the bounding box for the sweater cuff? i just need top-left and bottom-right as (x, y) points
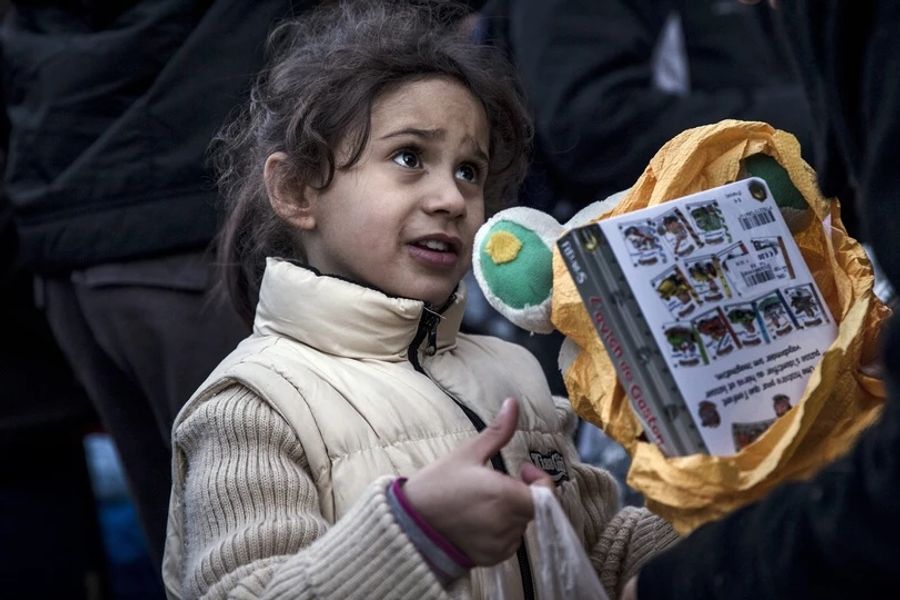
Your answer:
(387, 477), (474, 584)
(265, 476), (447, 599)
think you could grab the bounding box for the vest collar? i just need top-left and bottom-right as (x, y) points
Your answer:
(253, 257), (465, 361)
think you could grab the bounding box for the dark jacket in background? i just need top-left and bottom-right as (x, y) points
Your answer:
(482, 0), (813, 221)
(639, 3), (900, 597)
(0, 0), (299, 570)
(2, 0), (290, 272)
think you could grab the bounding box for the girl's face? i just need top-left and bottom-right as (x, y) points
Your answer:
(290, 76), (490, 306)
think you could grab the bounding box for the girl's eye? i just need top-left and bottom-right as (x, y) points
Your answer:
(392, 150), (421, 169)
(456, 163), (480, 183)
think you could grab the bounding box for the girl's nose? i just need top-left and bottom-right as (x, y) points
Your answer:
(423, 176), (467, 217)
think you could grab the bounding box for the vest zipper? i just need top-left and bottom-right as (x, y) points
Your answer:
(407, 306), (536, 600)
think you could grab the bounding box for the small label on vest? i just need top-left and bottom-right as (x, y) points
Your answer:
(529, 450), (569, 485)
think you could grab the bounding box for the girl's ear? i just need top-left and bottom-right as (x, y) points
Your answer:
(264, 151), (316, 230)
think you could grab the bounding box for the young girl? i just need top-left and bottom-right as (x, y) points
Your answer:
(163, 2), (678, 598)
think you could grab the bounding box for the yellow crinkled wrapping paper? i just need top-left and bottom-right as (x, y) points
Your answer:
(552, 120), (891, 534)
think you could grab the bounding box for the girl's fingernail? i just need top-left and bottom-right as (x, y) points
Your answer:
(498, 397), (513, 418)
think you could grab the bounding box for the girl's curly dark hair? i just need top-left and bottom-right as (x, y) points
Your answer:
(212, 0), (532, 323)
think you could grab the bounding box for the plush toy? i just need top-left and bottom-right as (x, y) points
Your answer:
(473, 120), (890, 533)
(473, 191), (626, 334)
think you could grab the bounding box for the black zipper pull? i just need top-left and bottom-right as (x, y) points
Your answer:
(408, 295), (453, 369)
(423, 307), (440, 356)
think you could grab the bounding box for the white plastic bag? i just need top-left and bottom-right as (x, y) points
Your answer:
(479, 485), (610, 599)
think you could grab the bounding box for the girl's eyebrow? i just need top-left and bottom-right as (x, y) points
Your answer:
(379, 126), (443, 141)
(379, 127), (489, 162)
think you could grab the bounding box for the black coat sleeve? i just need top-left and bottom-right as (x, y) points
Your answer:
(500, 0), (812, 204)
(638, 328), (900, 599)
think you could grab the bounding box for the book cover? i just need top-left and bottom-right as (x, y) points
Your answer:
(559, 178), (837, 456)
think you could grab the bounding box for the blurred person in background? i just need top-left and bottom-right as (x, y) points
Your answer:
(479, 0), (818, 224)
(0, 0), (302, 573)
(1, 109), (107, 598)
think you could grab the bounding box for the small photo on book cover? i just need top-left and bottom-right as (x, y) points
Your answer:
(685, 200), (732, 246)
(784, 283), (830, 328)
(685, 255), (732, 301)
(732, 418), (776, 451)
(618, 218), (668, 266)
(692, 307), (740, 360)
(772, 393), (793, 418)
(655, 207), (702, 257)
(662, 323), (708, 367)
(724, 301), (769, 347)
(697, 400), (722, 429)
(755, 290), (799, 340)
(652, 266), (701, 318)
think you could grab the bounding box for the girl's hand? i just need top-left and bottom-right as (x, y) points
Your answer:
(403, 397), (553, 566)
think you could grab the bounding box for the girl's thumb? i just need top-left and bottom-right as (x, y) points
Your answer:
(463, 397), (519, 464)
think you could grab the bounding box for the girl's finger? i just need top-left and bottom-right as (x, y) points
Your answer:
(520, 462), (554, 489)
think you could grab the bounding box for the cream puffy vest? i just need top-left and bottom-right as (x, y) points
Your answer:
(171, 259), (593, 598)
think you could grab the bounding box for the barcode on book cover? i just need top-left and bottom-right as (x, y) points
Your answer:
(739, 208), (775, 230)
(741, 265), (776, 287)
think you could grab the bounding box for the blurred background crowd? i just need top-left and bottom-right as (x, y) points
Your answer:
(0, 1), (853, 598)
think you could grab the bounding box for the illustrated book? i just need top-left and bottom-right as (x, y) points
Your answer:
(558, 178), (837, 456)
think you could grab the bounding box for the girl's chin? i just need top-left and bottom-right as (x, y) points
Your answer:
(397, 268), (464, 307)
(416, 291), (454, 308)
(407, 284), (458, 308)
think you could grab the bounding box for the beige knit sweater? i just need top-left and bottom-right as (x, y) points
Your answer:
(166, 384), (678, 599)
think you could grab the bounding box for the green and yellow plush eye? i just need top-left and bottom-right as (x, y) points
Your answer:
(472, 207), (564, 334)
(480, 223), (552, 309)
(471, 198), (622, 334)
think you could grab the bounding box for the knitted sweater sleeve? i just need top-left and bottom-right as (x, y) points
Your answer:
(165, 385), (447, 600)
(548, 396), (679, 596)
(568, 463), (680, 598)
